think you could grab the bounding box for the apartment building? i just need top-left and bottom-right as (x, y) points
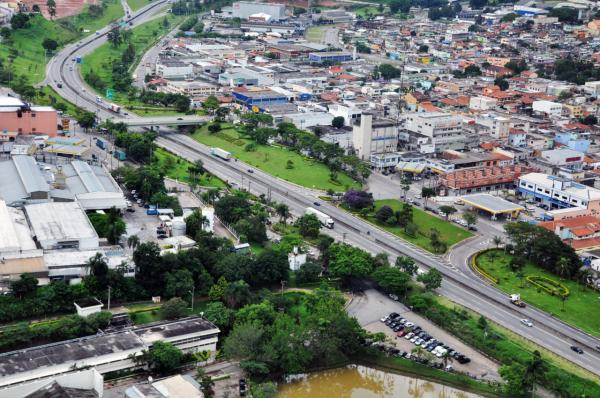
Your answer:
(405, 112), (466, 153)
(0, 96), (58, 137)
(532, 100), (563, 117)
(352, 113), (398, 160)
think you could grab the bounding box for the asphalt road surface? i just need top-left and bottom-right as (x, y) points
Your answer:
(156, 133), (600, 377)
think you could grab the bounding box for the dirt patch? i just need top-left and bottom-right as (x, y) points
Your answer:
(21, 0), (99, 19)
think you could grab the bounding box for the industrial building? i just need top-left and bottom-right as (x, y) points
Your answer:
(0, 155), (50, 206)
(0, 316), (220, 389)
(221, 1), (286, 21)
(308, 52), (354, 63)
(232, 88), (288, 110)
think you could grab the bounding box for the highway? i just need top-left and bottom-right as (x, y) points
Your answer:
(156, 133), (600, 377)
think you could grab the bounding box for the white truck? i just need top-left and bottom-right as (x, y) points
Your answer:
(210, 147), (232, 161)
(109, 103), (121, 113)
(306, 207), (334, 229)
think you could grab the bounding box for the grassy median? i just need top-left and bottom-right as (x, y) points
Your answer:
(192, 124), (362, 192)
(153, 147), (225, 189)
(475, 249), (600, 339)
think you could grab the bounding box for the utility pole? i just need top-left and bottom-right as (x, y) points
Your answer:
(190, 285), (195, 312)
(107, 286), (111, 311)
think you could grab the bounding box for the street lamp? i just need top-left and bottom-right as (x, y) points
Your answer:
(189, 285), (195, 312)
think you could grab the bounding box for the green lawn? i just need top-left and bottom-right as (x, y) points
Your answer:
(357, 199), (473, 253)
(354, 6), (384, 18)
(192, 124), (361, 192)
(35, 86), (82, 117)
(80, 14), (180, 111)
(476, 249), (600, 338)
(153, 147), (225, 188)
(59, 0), (124, 35)
(128, 300), (209, 325)
(128, 0), (152, 11)
(305, 25), (327, 42)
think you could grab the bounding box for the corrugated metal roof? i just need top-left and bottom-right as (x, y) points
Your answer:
(13, 156), (49, 194)
(72, 160), (104, 193)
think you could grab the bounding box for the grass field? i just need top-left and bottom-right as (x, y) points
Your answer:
(127, 300), (209, 325)
(192, 124), (361, 192)
(128, 0), (152, 11)
(80, 14), (180, 113)
(305, 25), (327, 42)
(153, 147), (225, 188)
(354, 6), (384, 18)
(476, 249), (600, 338)
(357, 199), (473, 253)
(59, 0), (125, 35)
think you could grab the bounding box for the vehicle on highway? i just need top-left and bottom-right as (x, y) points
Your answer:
(247, 169), (254, 173)
(57, 82), (62, 88)
(109, 103), (121, 113)
(521, 319), (533, 327)
(510, 294), (526, 308)
(210, 147), (232, 161)
(177, 117), (183, 120)
(313, 201), (321, 206)
(305, 207), (334, 229)
(468, 225), (478, 231)
(571, 346), (584, 354)
(388, 293), (399, 301)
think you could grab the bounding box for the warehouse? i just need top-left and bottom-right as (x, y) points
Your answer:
(308, 52), (354, 63)
(0, 156), (50, 206)
(0, 316), (220, 389)
(24, 202), (99, 250)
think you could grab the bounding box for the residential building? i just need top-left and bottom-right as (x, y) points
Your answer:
(539, 215), (600, 250)
(352, 113), (398, 160)
(532, 100), (563, 117)
(405, 112), (466, 153)
(0, 96), (58, 137)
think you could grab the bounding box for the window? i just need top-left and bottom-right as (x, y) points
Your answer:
(31, 113), (36, 118)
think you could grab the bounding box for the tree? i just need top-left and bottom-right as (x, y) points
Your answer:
(160, 297), (188, 319)
(11, 13), (31, 30)
(46, 0), (56, 19)
(296, 261), (322, 283)
(214, 195), (251, 224)
(275, 203), (291, 224)
(41, 38), (58, 53)
(328, 244), (374, 283)
(581, 115), (598, 126)
(127, 234), (140, 250)
(342, 189), (373, 210)
(555, 256), (571, 280)
(249, 249), (289, 288)
(31, 4), (41, 13)
(389, 0), (410, 14)
(148, 341), (183, 373)
(208, 276), (229, 302)
(421, 187), (436, 208)
(223, 280), (251, 309)
(417, 269), (442, 290)
(463, 212), (478, 229)
(295, 213), (322, 238)
(76, 111), (96, 131)
(11, 274), (38, 299)
(378, 64), (401, 80)
(331, 116), (344, 128)
(395, 256), (418, 276)
(164, 269), (195, 298)
(495, 77), (509, 91)
(438, 205), (457, 219)
(372, 267), (410, 295)
(492, 235), (503, 249)
(185, 208), (208, 238)
(252, 382), (277, 398)
(501, 12), (517, 22)
(500, 362), (529, 397)
(469, 0), (487, 9)
(107, 26), (122, 47)
(441, 350), (454, 368)
(524, 350), (547, 397)
(203, 301), (235, 333)
(375, 205), (394, 223)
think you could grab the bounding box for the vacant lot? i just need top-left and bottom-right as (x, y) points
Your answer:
(476, 249), (600, 338)
(193, 125), (361, 192)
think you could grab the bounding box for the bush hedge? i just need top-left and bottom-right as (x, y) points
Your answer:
(471, 250), (499, 284)
(526, 275), (569, 297)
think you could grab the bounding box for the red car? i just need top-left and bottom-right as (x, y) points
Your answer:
(396, 330), (407, 337)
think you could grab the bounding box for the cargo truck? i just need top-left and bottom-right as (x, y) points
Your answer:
(109, 103), (121, 113)
(510, 293), (526, 308)
(113, 150), (126, 161)
(210, 147), (232, 160)
(305, 207), (334, 229)
(96, 138), (107, 150)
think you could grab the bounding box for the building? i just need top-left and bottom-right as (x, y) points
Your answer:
(0, 317), (220, 389)
(0, 96), (58, 137)
(0, 368), (104, 398)
(161, 80), (219, 97)
(0, 155), (50, 206)
(441, 165), (531, 196)
(308, 52), (353, 63)
(125, 375), (203, 398)
(517, 173), (600, 210)
(231, 88), (288, 110)
(222, 1), (286, 21)
(476, 114), (510, 140)
(155, 60), (194, 79)
(314, 9), (354, 24)
(461, 193), (524, 220)
(583, 81), (600, 98)
(283, 112), (333, 129)
(352, 113), (398, 160)
(24, 202), (99, 251)
(532, 100), (563, 117)
(539, 215), (600, 251)
(469, 96), (498, 111)
(541, 148), (584, 171)
(405, 112), (466, 153)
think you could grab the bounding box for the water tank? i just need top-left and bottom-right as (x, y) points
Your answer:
(171, 217), (186, 237)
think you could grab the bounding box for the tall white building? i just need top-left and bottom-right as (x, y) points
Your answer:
(405, 112), (465, 153)
(352, 113), (398, 160)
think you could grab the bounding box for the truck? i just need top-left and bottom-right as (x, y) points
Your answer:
(146, 205), (158, 216)
(306, 207), (334, 229)
(96, 138), (107, 150)
(210, 147), (232, 161)
(510, 293), (526, 308)
(113, 150), (126, 161)
(109, 103), (121, 113)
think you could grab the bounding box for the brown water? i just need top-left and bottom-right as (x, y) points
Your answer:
(278, 365), (482, 398)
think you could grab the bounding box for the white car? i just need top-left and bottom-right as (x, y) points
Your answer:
(405, 322), (415, 328)
(380, 316), (389, 323)
(405, 332), (414, 340)
(521, 319), (533, 327)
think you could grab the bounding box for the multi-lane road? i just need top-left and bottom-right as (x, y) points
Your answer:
(156, 133), (600, 377)
(45, 2), (600, 379)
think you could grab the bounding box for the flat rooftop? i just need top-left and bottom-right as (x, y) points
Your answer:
(24, 202), (98, 243)
(461, 194), (524, 214)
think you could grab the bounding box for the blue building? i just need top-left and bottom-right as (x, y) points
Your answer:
(554, 132), (591, 153)
(232, 89), (288, 111)
(308, 52), (353, 63)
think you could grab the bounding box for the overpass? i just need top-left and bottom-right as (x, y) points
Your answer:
(119, 115), (211, 127)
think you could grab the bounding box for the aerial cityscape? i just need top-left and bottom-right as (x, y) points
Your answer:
(0, 0), (600, 396)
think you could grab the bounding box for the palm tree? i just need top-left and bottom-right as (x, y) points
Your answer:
(441, 350), (454, 369)
(492, 235), (503, 249)
(275, 203), (291, 224)
(201, 189), (220, 204)
(411, 346), (425, 360)
(577, 268), (592, 290)
(127, 234), (140, 250)
(524, 350), (547, 398)
(555, 257), (571, 280)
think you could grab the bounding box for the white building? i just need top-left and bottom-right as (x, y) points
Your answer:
(469, 96), (498, 111)
(155, 60), (194, 79)
(283, 111), (334, 129)
(584, 81), (600, 98)
(541, 148), (584, 171)
(222, 1), (286, 21)
(0, 317), (220, 389)
(0, 368), (104, 398)
(161, 80), (219, 97)
(328, 103), (362, 126)
(352, 113), (399, 160)
(24, 202), (99, 251)
(532, 100), (563, 117)
(476, 114), (510, 140)
(517, 172), (600, 209)
(405, 112), (465, 153)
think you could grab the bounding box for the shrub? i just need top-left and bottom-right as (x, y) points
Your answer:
(526, 275), (569, 297)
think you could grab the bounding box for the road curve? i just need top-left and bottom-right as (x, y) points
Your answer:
(157, 133), (600, 377)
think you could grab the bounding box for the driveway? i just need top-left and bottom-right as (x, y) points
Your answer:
(346, 289), (500, 381)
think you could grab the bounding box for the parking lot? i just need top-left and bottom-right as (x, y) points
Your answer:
(121, 191), (164, 246)
(347, 289), (499, 381)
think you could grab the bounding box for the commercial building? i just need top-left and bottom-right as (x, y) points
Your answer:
(441, 165), (531, 196)
(540, 148), (584, 172)
(161, 80), (219, 97)
(222, 1), (286, 21)
(461, 193), (524, 220)
(308, 52), (354, 63)
(24, 202), (99, 251)
(155, 60), (194, 79)
(0, 96), (58, 137)
(0, 316), (220, 389)
(517, 173), (600, 210)
(405, 112), (466, 153)
(0, 155), (50, 206)
(352, 113), (399, 161)
(532, 100), (563, 117)
(125, 375), (203, 398)
(232, 88), (288, 110)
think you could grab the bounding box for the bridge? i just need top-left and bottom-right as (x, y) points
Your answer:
(118, 115), (212, 127)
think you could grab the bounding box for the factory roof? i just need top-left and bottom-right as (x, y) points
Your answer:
(0, 156), (49, 205)
(24, 202), (98, 243)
